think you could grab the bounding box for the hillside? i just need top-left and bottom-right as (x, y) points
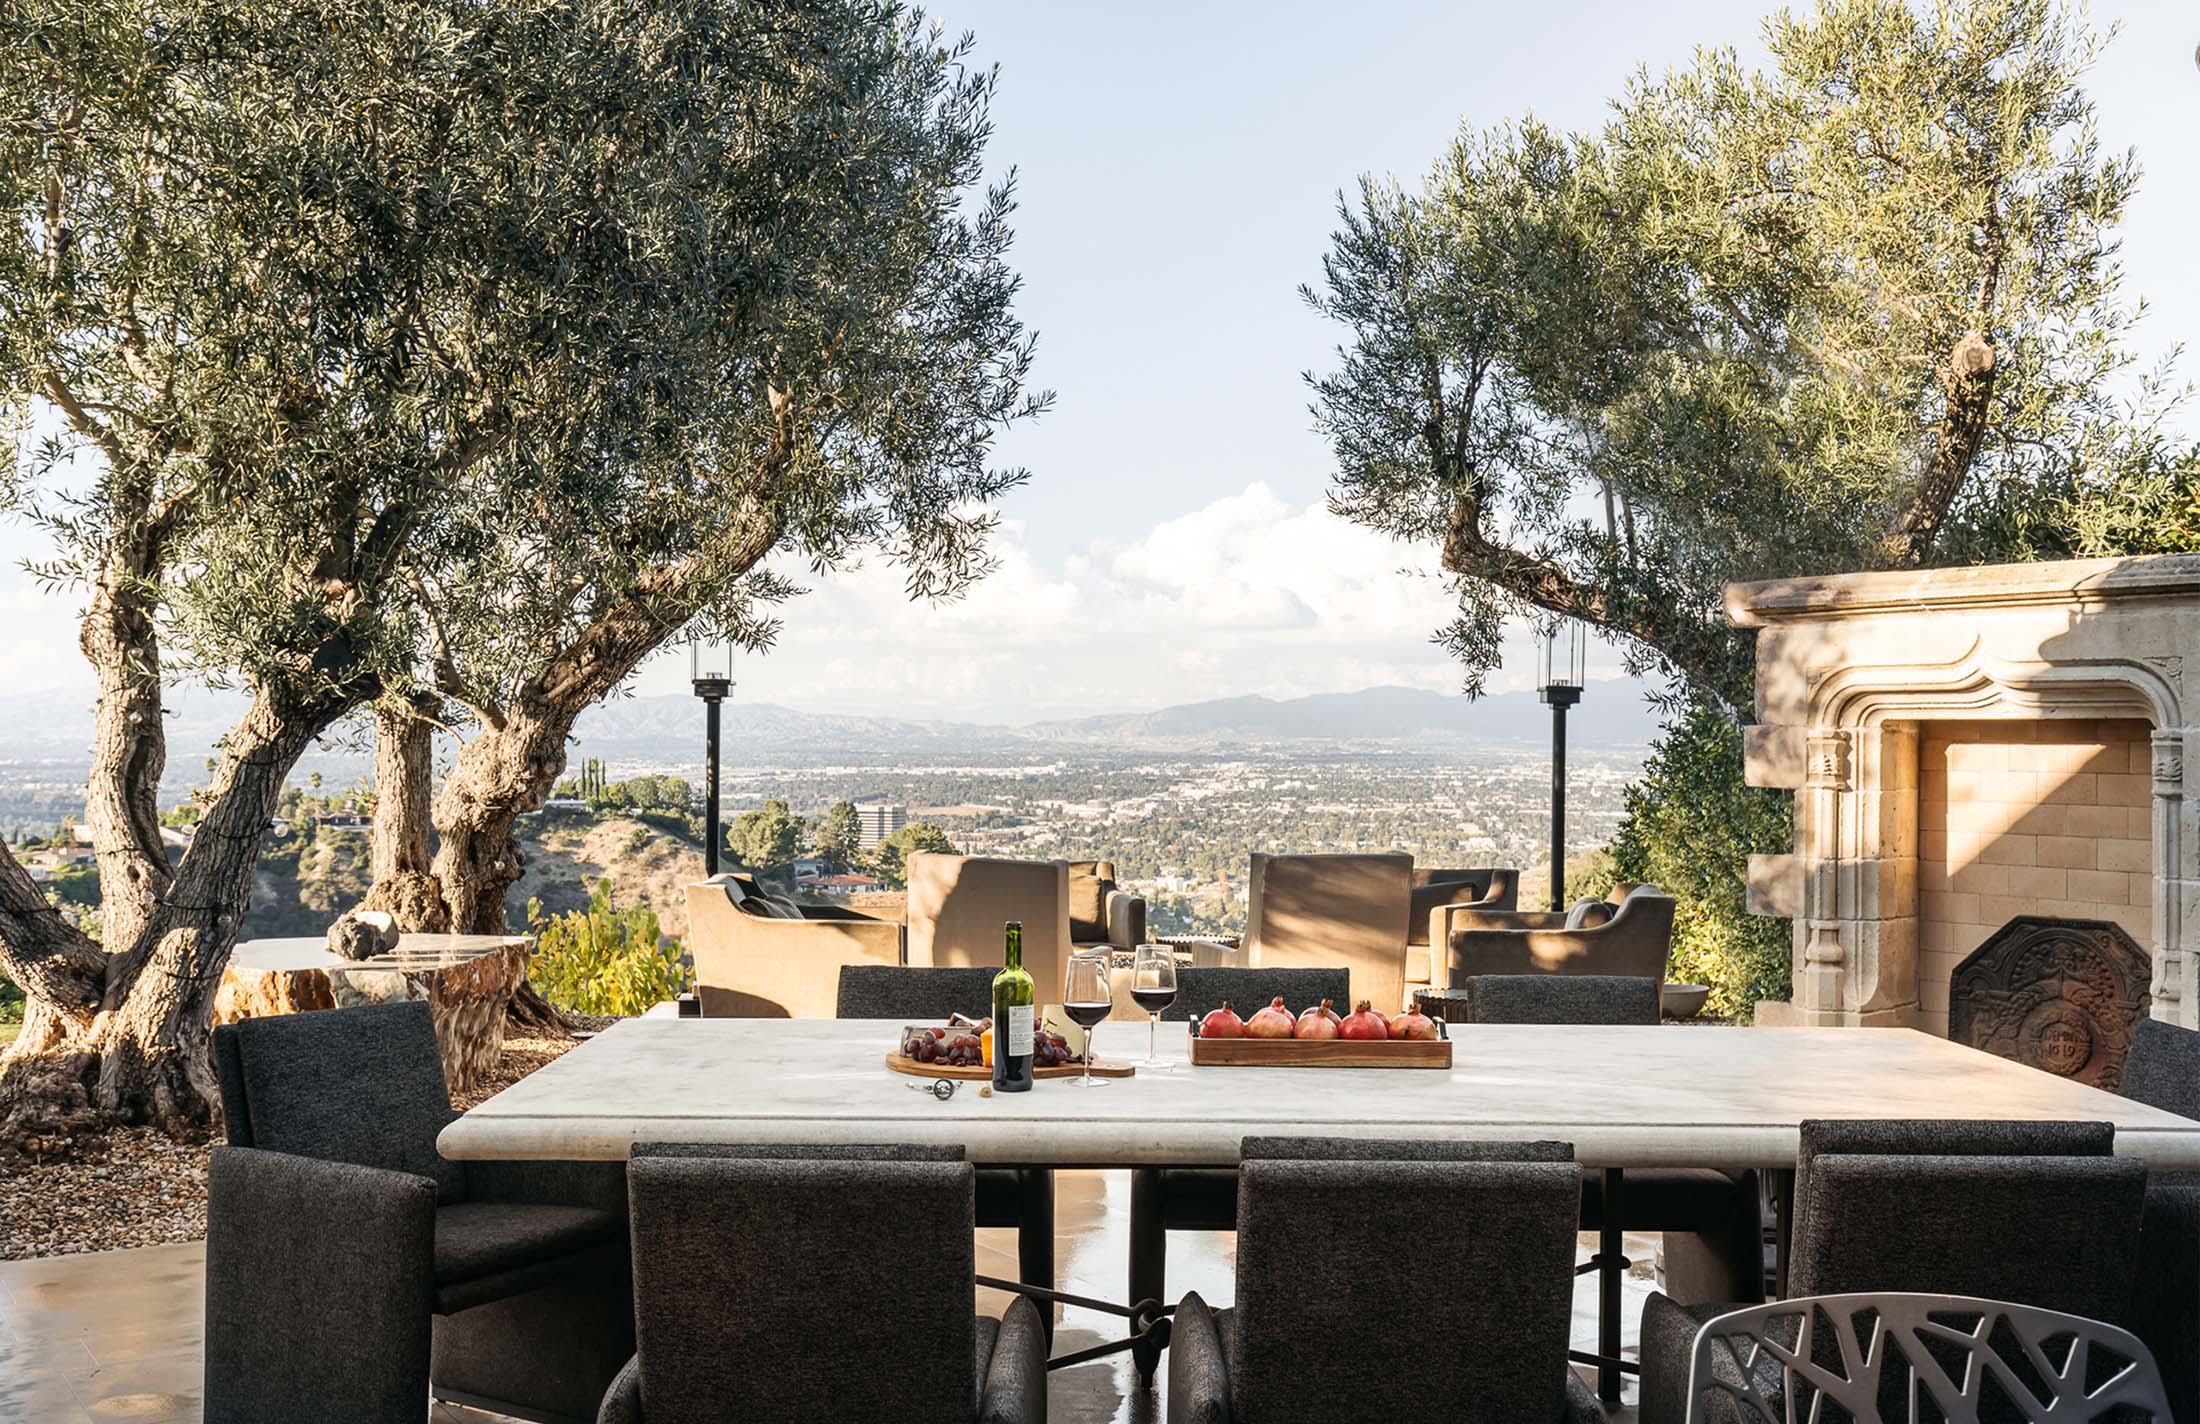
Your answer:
(240, 815), (707, 945)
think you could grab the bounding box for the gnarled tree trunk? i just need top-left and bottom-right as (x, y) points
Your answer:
(0, 685), (351, 1154)
(362, 693), (450, 932)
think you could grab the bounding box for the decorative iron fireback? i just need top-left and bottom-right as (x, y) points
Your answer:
(1948, 916), (2151, 1090)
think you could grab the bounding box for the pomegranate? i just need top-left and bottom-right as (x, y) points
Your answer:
(1307, 998), (1341, 1026)
(1338, 1000), (1390, 1041)
(1246, 996), (1297, 1039)
(1198, 1002), (1246, 1039)
(1388, 1004), (1439, 1041)
(1294, 1003), (1340, 1040)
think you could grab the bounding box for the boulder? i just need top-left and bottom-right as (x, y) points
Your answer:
(328, 908), (403, 961)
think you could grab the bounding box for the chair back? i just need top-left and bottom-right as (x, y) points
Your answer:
(2121, 1017), (2200, 1118)
(1791, 1118), (2113, 1247)
(1683, 1292), (2174, 1423)
(1231, 1138), (1579, 1422)
(211, 1000), (465, 1203)
(835, 965), (999, 1021)
(1245, 852), (1413, 1011)
(627, 1152), (977, 1423)
(1162, 966), (1351, 1023)
(906, 854), (1071, 998)
(1792, 1152), (2144, 1325)
(1408, 867), (1518, 947)
(1458, 973), (1660, 1024)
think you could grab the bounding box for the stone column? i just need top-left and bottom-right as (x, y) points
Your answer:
(2153, 727), (2193, 1026)
(1794, 727), (1853, 1023)
(1846, 722), (1920, 1026)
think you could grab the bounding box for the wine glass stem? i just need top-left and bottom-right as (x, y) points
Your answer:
(1148, 1013), (1158, 1062)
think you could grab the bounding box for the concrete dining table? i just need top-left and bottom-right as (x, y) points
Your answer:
(438, 1017), (2200, 1403)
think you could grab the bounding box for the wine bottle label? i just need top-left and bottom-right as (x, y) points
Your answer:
(1006, 1003), (1034, 1057)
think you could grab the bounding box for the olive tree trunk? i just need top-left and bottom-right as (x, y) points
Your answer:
(362, 693), (450, 932)
(0, 687), (346, 1153)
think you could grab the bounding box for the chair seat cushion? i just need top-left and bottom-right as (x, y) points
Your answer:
(1154, 1167), (1240, 1232)
(974, 1313), (999, 1388)
(1579, 1166), (1748, 1231)
(1640, 1293), (1747, 1424)
(433, 1201), (620, 1290)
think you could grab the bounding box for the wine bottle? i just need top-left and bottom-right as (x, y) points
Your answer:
(991, 920), (1035, 1092)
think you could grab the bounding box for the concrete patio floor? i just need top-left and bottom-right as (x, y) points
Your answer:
(0, 1170), (1651, 1422)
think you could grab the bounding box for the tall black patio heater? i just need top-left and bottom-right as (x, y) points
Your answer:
(1537, 620), (1586, 912)
(690, 635), (735, 876)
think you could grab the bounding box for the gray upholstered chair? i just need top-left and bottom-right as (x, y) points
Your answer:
(1636, 1119), (2147, 1424)
(598, 1144), (1046, 1423)
(1128, 965), (1352, 1382)
(2118, 1016), (2200, 1424)
(1446, 882), (1674, 982)
(833, 966), (1056, 1303)
(836, 964), (1001, 1021)
(1167, 1137), (1603, 1422)
(1453, 973), (1662, 1025)
(1679, 1292), (2174, 1423)
(206, 1000), (631, 1424)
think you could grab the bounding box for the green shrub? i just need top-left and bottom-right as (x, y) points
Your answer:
(1612, 697), (1794, 1021)
(527, 879), (687, 1018)
(0, 971), (23, 1024)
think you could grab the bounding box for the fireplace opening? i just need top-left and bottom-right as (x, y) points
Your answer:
(1947, 915), (2152, 1089)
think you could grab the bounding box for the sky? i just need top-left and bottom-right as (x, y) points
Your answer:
(3, 0), (2197, 738)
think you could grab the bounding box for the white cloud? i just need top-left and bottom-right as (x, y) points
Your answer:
(0, 481), (1639, 726)
(629, 481), (1633, 721)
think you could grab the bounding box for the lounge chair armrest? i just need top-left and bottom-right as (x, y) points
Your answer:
(596, 1355), (644, 1424)
(1107, 889), (1147, 950)
(1439, 905), (1572, 939)
(205, 1146), (438, 1422)
(978, 1295), (1049, 1424)
(1166, 1292), (1232, 1424)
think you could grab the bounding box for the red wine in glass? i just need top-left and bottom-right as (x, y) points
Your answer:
(1131, 986), (1177, 1014)
(1061, 1000), (1113, 1030)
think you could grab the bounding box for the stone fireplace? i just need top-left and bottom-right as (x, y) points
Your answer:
(1727, 554), (2200, 1034)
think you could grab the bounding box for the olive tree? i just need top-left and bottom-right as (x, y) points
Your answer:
(0, 0), (1035, 1145)
(362, 9), (1041, 939)
(1308, 0), (2197, 710)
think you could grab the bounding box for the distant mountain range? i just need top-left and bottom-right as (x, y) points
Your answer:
(569, 684), (1659, 761)
(0, 683), (1660, 789)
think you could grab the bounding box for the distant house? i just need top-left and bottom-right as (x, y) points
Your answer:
(534, 797), (591, 817)
(314, 811), (371, 832)
(799, 872), (885, 896)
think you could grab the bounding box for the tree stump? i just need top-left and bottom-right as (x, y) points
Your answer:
(215, 934), (533, 1093)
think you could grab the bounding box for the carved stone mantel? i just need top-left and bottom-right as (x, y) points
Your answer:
(1727, 553), (2200, 1030)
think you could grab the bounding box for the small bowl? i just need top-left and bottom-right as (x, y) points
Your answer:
(1662, 983), (1711, 1019)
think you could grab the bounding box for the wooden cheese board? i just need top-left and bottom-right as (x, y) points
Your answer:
(1186, 1036), (1452, 1069)
(884, 1052), (1136, 1081)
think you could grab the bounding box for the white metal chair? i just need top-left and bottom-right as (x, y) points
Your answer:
(1683, 1291), (2174, 1423)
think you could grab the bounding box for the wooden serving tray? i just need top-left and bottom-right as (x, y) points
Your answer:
(884, 1052), (1136, 1081)
(1187, 1036), (1452, 1069)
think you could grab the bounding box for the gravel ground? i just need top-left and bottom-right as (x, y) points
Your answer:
(0, 1015), (613, 1261)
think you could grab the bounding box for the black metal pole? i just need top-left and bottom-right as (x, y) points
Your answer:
(703, 694), (723, 876)
(1550, 698), (1567, 912)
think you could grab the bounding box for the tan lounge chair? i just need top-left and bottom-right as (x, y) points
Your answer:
(1445, 882), (1675, 982)
(685, 874), (904, 1018)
